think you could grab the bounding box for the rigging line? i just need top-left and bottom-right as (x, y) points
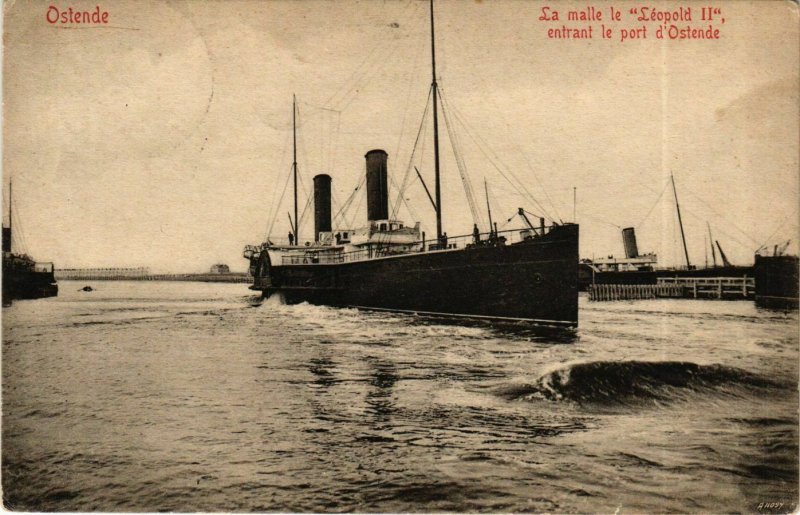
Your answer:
(321, 37), (398, 111)
(338, 44), (406, 113)
(758, 207), (798, 249)
(378, 174), (422, 248)
(678, 205), (754, 254)
(320, 0), (417, 110)
(443, 96), (546, 217)
(298, 192), (314, 240)
(680, 187), (761, 246)
(522, 208), (546, 221)
(11, 202), (29, 255)
(332, 114), (342, 177)
(266, 163), (295, 240)
(446, 100), (553, 220)
(390, 95), (430, 222)
(439, 89), (484, 230)
(329, 111), (341, 177)
(635, 178), (671, 229)
(334, 174), (366, 225)
(465, 66), (563, 222)
(390, 14), (427, 190)
(514, 142), (563, 224)
(330, 188), (344, 227)
(263, 128), (294, 241)
(295, 104), (310, 177)
(576, 211), (621, 229)
(298, 165), (312, 223)
(325, 5), (418, 113)
(346, 182), (366, 229)
(391, 87), (433, 220)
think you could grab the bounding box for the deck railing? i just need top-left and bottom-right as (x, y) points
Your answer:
(278, 225), (560, 266)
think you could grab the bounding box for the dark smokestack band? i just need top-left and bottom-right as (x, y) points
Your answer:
(365, 149), (389, 221)
(622, 227), (639, 259)
(313, 174), (332, 241)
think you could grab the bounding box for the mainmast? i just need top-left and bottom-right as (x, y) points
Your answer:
(484, 179), (494, 238)
(292, 94), (299, 244)
(7, 180), (12, 253)
(707, 221), (717, 267)
(429, 0), (443, 244)
(671, 173), (690, 268)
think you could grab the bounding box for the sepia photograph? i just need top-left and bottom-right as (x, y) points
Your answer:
(2, 0), (798, 512)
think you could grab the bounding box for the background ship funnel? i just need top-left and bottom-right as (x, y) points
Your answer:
(622, 227), (639, 258)
(365, 149), (389, 221)
(313, 174), (332, 242)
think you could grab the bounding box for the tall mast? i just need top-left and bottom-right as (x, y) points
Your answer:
(430, 0), (442, 243)
(707, 221), (717, 267)
(292, 94), (299, 244)
(671, 173), (690, 268)
(7, 180), (12, 253)
(484, 179), (494, 237)
(573, 186), (577, 222)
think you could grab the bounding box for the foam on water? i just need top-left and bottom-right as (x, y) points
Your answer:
(2, 283), (798, 512)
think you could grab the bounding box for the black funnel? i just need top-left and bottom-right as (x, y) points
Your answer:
(622, 227), (639, 258)
(314, 174), (332, 241)
(365, 149), (389, 221)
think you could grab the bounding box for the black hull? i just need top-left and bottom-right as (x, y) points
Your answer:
(2, 269), (58, 303)
(253, 224), (579, 327)
(754, 255), (799, 310)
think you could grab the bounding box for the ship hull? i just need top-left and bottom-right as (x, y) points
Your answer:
(253, 224), (578, 327)
(2, 267), (58, 303)
(754, 254), (799, 309)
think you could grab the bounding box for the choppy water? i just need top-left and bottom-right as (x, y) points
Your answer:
(2, 281), (798, 512)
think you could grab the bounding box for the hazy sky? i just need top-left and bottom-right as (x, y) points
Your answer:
(3, 0), (798, 272)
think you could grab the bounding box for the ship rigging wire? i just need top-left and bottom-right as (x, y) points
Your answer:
(263, 129), (294, 242)
(390, 87), (433, 224)
(439, 88), (485, 230)
(443, 98), (555, 223)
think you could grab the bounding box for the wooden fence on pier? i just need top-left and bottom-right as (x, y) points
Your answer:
(588, 276), (755, 301)
(657, 276), (754, 300)
(588, 283), (683, 301)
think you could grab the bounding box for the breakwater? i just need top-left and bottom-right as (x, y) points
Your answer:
(55, 269), (250, 283)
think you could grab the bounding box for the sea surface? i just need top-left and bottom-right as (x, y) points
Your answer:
(2, 281), (798, 513)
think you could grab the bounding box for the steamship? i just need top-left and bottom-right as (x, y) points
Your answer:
(243, 1), (579, 328)
(2, 183), (58, 304)
(578, 176), (752, 290)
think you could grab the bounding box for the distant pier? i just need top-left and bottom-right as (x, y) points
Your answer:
(55, 267), (250, 283)
(589, 276), (755, 301)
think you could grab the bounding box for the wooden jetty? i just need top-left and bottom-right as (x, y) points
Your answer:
(657, 276), (754, 300)
(55, 267), (250, 283)
(589, 276), (754, 301)
(588, 283), (683, 301)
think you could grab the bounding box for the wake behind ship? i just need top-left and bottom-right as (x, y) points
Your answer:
(243, 1), (578, 328)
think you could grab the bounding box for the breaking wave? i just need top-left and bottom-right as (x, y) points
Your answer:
(501, 360), (785, 406)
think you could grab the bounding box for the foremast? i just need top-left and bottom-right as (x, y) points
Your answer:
(292, 94), (299, 244)
(429, 0), (443, 245)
